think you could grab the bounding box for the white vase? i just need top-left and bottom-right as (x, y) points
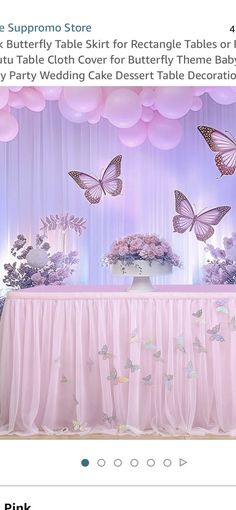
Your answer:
(111, 260), (172, 292)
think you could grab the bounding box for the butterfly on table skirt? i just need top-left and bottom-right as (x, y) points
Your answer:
(143, 339), (157, 351)
(175, 335), (186, 353)
(116, 423), (129, 433)
(164, 374), (174, 391)
(60, 375), (68, 383)
(215, 300), (229, 315)
(98, 344), (113, 360)
(72, 420), (88, 432)
(207, 324), (224, 342)
(184, 361), (197, 379)
(107, 368), (129, 385)
(142, 374), (152, 386)
(152, 350), (164, 362)
(193, 337), (207, 353)
(173, 190), (231, 242)
(124, 358), (141, 372)
(192, 309), (203, 319)
(68, 154), (123, 204)
(229, 316), (236, 331)
(129, 327), (140, 343)
(198, 125), (236, 177)
(102, 413), (117, 425)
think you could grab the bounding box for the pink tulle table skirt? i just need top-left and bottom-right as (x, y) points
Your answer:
(1, 284), (236, 436)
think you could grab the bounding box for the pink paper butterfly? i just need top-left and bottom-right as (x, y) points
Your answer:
(68, 155), (122, 204)
(198, 125), (236, 176)
(173, 190), (231, 242)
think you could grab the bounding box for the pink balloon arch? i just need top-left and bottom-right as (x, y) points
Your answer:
(1, 86), (236, 147)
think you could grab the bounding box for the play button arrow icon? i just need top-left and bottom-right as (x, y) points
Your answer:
(179, 458), (187, 467)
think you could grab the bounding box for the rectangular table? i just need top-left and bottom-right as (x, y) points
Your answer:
(1, 285), (236, 436)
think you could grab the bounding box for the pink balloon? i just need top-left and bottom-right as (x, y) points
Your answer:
(191, 97), (203, 111)
(193, 87), (207, 97)
(35, 87), (62, 100)
(87, 104), (104, 124)
(104, 89), (142, 128)
(63, 87), (102, 112)
(118, 120), (147, 147)
(9, 87), (23, 92)
(208, 87), (236, 105)
(139, 88), (156, 107)
(0, 104), (10, 112)
(155, 87), (194, 119)
(0, 111), (19, 142)
(8, 91), (25, 109)
(148, 113), (183, 150)
(20, 87), (46, 112)
(141, 106), (154, 123)
(58, 95), (88, 123)
(0, 87), (9, 109)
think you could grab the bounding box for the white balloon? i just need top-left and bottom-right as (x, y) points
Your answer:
(26, 248), (48, 268)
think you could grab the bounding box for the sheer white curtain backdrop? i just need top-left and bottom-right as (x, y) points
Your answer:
(0, 95), (235, 286)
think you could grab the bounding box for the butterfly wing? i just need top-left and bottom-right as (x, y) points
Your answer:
(173, 190), (195, 233)
(194, 207), (231, 241)
(101, 155), (123, 196)
(198, 126), (236, 176)
(69, 171), (103, 204)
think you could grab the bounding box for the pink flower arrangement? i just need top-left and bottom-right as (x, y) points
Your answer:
(103, 234), (181, 267)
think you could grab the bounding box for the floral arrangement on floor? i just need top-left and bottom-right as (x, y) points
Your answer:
(102, 234), (181, 267)
(0, 233), (79, 318)
(203, 233), (236, 284)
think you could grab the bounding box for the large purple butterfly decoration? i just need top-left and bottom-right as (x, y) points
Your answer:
(68, 155), (122, 204)
(173, 190), (231, 242)
(198, 125), (236, 177)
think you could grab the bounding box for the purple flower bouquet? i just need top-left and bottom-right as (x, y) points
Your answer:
(203, 233), (236, 284)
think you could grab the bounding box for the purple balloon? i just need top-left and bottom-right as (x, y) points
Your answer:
(8, 92), (25, 109)
(208, 87), (236, 105)
(148, 113), (183, 150)
(191, 97), (203, 111)
(20, 88), (46, 112)
(58, 95), (88, 123)
(104, 89), (142, 128)
(118, 120), (147, 147)
(139, 88), (156, 107)
(35, 87), (62, 100)
(141, 106), (154, 123)
(63, 87), (102, 113)
(155, 87), (194, 119)
(0, 87), (9, 109)
(0, 111), (19, 142)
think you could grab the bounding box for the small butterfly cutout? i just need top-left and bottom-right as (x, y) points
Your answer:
(153, 350), (164, 362)
(185, 361), (197, 379)
(107, 368), (129, 385)
(229, 316), (236, 331)
(207, 324), (224, 342)
(129, 328), (140, 343)
(193, 337), (207, 353)
(173, 190), (231, 242)
(125, 358), (141, 372)
(192, 309), (203, 318)
(69, 154), (123, 204)
(72, 421), (87, 432)
(198, 125), (236, 177)
(142, 374), (152, 386)
(164, 374), (174, 391)
(98, 344), (113, 360)
(175, 335), (186, 353)
(87, 357), (94, 371)
(60, 375), (68, 383)
(102, 413), (116, 425)
(215, 300), (229, 314)
(143, 339), (157, 351)
(116, 424), (129, 433)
